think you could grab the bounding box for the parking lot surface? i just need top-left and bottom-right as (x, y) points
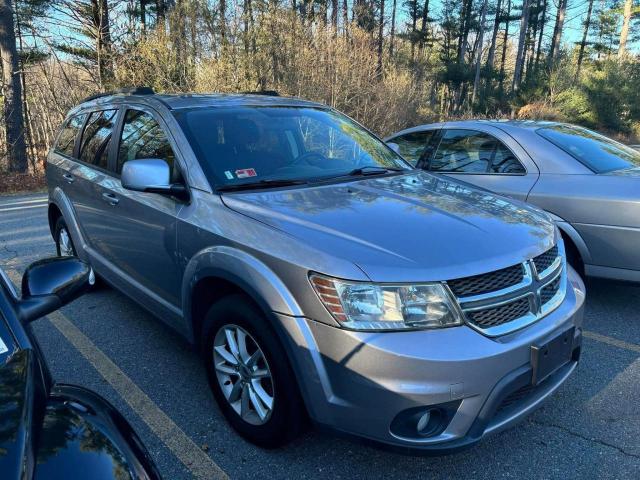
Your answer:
(1, 192), (639, 479)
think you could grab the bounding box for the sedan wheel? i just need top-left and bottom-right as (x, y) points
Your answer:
(213, 324), (275, 426)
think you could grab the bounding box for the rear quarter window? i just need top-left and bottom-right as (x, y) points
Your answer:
(54, 114), (87, 157)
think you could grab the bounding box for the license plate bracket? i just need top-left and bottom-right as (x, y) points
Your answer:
(530, 327), (574, 385)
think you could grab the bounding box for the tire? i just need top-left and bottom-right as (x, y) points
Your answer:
(54, 216), (98, 287)
(54, 216), (77, 257)
(201, 294), (305, 448)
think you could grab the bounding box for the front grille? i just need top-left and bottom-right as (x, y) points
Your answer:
(496, 383), (537, 414)
(467, 297), (531, 328)
(447, 264), (524, 297)
(540, 275), (561, 304)
(533, 245), (558, 274)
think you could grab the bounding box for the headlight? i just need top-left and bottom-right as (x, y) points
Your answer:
(310, 274), (463, 331)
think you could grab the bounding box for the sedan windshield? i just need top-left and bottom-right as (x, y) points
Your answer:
(537, 125), (640, 173)
(174, 107), (411, 188)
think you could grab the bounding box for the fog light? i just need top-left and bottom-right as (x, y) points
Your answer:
(390, 401), (460, 440)
(416, 410), (431, 434)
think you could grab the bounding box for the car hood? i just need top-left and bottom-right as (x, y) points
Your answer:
(605, 166), (640, 177)
(221, 171), (556, 282)
(0, 349), (34, 480)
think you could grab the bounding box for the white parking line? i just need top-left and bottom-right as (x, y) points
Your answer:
(6, 269), (229, 480)
(584, 330), (640, 354)
(0, 204), (48, 213)
(0, 197), (47, 208)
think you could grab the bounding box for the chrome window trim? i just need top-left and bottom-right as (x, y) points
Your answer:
(449, 242), (567, 337)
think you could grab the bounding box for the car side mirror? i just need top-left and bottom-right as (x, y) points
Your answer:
(121, 159), (188, 200)
(17, 257), (91, 323)
(386, 142), (400, 154)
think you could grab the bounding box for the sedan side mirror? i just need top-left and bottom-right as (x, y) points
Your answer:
(121, 159), (188, 200)
(17, 257), (91, 323)
(386, 142), (400, 154)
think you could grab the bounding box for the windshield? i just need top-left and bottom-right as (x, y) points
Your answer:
(536, 125), (640, 173)
(174, 107), (411, 187)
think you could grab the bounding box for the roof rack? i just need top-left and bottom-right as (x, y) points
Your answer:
(241, 90), (280, 97)
(81, 86), (155, 104)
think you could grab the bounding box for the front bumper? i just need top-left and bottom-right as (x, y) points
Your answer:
(276, 267), (585, 453)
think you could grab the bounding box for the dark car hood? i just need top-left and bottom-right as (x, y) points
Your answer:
(0, 348), (34, 480)
(221, 171), (556, 282)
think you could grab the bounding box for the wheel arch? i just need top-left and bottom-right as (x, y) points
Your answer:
(182, 246), (304, 346)
(546, 212), (591, 267)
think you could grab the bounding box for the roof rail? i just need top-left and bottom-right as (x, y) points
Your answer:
(80, 86), (155, 104)
(242, 90), (280, 97)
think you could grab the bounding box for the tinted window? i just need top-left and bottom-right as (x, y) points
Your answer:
(431, 129), (525, 174)
(390, 131), (436, 166)
(174, 107), (410, 187)
(117, 110), (176, 175)
(79, 110), (117, 170)
(537, 125), (640, 173)
(55, 114), (87, 157)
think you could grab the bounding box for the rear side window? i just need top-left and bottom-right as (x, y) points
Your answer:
(389, 131), (436, 166)
(79, 109), (118, 170)
(537, 125), (640, 173)
(431, 129), (525, 174)
(55, 114), (87, 157)
(117, 110), (176, 175)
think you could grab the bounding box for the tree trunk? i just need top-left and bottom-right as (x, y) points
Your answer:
(486, 0), (503, 70)
(498, 0), (511, 91)
(377, 0), (384, 75)
(389, 0), (397, 55)
(342, 0), (348, 33)
(548, 0), (566, 67)
(219, 0), (226, 42)
(410, 0), (417, 60)
(331, 0), (338, 28)
(534, 0), (547, 69)
(457, 0), (473, 64)
(156, 0), (165, 21)
(512, 0), (530, 91)
(472, 0), (489, 105)
(618, 0), (633, 57)
(0, 0), (28, 172)
(91, 0), (112, 88)
(575, 0), (593, 78)
(140, 0), (146, 31)
(419, 0), (430, 50)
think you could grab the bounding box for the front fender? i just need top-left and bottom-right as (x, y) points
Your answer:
(181, 246), (305, 341)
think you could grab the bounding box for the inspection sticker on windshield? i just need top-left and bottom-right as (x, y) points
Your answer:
(224, 171), (234, 180)
(236, 168), (257, 179)
(0, 338), (8, 355)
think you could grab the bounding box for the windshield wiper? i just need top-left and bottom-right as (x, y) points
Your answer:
(216, 178), (309, 192)
(347, 166), (406, 176)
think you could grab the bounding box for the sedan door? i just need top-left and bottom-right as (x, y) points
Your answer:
(393, 127), (539, 201)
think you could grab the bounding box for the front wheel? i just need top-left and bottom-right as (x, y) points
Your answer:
(54, 216), (96, 286)
(201, 294), (305, 447)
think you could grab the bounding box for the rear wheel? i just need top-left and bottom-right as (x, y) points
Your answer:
(201, 294), (305, 447)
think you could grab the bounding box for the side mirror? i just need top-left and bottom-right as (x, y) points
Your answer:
(386, 142), (400, 154)
(121, 159), (188, 200)
(17, 257), (91, 323)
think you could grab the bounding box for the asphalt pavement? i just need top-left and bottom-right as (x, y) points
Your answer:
(1, 192), (639, 479)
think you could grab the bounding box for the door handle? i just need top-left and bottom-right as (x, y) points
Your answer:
(62, 173), (74, 184)
(101, 192), (119, 206)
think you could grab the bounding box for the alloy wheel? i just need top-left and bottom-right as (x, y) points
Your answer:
(58, 227), (74, 256)
(213, 324), (274, 425)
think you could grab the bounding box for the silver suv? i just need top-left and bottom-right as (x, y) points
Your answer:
(46, 89), (585, 452)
